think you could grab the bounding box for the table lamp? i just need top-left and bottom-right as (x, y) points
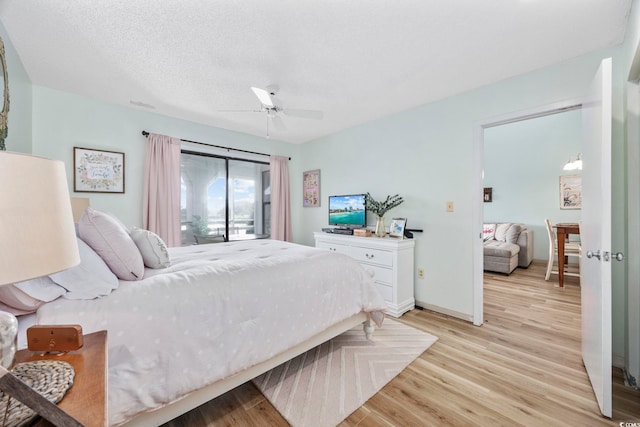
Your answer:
(0, 151), (83, 425)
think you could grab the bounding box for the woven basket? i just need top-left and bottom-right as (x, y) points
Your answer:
(0, 360), (74, 427)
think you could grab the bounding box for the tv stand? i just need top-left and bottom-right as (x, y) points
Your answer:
(314, 232), (415, 317)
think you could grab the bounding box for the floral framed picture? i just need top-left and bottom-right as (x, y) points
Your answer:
(389, 217), (407, 239)
(560, 174), (581, 210)
(303, 169), (320, 207)
(74, 147), (125, 193)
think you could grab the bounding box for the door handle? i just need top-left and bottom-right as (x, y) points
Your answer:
(586, 250), (601, 260)
(613, 252), (625, 261)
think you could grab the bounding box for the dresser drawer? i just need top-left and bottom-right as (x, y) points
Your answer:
(316, 241), (349, 255)
(375, 282), (393, 302)
(350, 246), (393, 267)
(362, 263), (393, 284)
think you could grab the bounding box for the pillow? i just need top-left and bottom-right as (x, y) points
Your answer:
(78, 208), (144, 281)
(49, 238), (119, 299)
(505, 223), (523, 244)
(0, 284), (45, 315)
(483, 223), (496, 241)
(130, 228), (171, 269)
(494, 223), (512, 242)
(14, 276), (66, 302)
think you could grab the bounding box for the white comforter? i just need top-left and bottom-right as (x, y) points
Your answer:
(36, 239), (387, 425)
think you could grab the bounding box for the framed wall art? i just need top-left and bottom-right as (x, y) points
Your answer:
(483, 187), (493, 203)
(74, 147), (125, 193)
(559, 174), (581, 210)
(303, 169), (320, 207)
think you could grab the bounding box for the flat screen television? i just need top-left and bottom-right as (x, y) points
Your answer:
(328, 194), (366, 228)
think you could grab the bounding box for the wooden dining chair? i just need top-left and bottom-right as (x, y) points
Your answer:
(545, 218), (581, 281)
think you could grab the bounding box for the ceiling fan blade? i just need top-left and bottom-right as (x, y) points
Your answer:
(218, 110), (260, 114)
(251, 87), (274, 108)
(270, 114), (286, 131)
(282, 108), (323, 120)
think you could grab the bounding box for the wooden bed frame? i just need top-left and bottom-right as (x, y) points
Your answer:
(121, 312), (373, 426)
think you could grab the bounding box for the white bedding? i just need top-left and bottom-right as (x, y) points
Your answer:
(35, 239), (387, 426)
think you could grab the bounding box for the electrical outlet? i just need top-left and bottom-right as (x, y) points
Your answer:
(446, 201), (454, 212)
(418, 268), (425, 279)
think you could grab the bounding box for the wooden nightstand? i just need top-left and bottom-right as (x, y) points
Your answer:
(14, 330), (108, 427)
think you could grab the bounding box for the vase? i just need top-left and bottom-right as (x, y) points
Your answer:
(374, 216), (386, 237)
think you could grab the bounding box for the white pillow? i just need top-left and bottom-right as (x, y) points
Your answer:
(78, 208), (144, 281)
(14, 276), (66, 302)
(494, 223), (511, 242)
(483, 223), (496, 241)
(130, 228), (171, 269)
(50, 238), (119, 299)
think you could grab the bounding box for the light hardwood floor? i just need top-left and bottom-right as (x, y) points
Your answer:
(163, 261), (640, 426)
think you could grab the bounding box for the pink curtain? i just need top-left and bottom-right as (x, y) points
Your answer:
(143, 133), (182, 247)
(270, 155), (293, 242)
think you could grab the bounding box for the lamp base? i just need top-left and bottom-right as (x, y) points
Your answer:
(0, 311), (17, 369)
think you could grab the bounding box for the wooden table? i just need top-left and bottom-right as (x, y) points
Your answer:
(15, 330), (108, 427)
(555, 223), (580, 288)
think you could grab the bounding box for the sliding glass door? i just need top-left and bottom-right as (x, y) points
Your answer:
(180, 151), (270, 245)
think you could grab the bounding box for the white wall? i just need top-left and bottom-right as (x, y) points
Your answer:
(484, 110), (582, 260)
(30, 86), (298, 229)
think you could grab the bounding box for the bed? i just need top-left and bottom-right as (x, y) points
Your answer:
(20, 238), (387, 426)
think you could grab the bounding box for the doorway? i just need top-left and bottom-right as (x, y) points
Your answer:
(482, 109), (583, 268)
(472, 100), (582, 326)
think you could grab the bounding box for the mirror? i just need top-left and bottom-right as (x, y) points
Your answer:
(0, 37), (9, 151)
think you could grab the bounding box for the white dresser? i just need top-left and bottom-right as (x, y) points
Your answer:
(313, 232), (415, 317)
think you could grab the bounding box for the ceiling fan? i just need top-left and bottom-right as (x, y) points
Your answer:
(220, 85), (323, 138)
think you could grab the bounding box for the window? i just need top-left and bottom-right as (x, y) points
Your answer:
(180, 151), (270, 244)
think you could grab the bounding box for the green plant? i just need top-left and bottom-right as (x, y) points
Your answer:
(365, 193), (404, 217)
(190, 215), (210, 235)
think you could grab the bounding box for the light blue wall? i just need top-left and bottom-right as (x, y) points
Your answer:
(294, 44), (630, 361)
(0, 20), (31, 153)
(31, 86), (298, 228)
(484, 110), (582, 260)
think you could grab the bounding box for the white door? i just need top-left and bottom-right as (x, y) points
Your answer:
(581, 57), (612, 418)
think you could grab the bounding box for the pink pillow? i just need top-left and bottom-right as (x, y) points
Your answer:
(0, 284), (45, 315)
(78, 208), (144, 281)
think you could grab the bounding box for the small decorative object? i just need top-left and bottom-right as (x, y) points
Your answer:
(484, 187), (492, 203)
(74, 147), (125, 193)
(353, 228), (371, 237)
(0, 36), (10, 151)
(560, 174), (581, 209)
(365, 193), (404, 238)
(303, 169), (320, 207)
(389, 218), (407, 239)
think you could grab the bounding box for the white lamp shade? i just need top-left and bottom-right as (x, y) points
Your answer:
(0, 152), (80, 285)
(70, 197), (90, 222)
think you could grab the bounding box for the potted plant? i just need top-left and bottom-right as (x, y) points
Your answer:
(190, 215), (210, 237)
(365, 193), (404, 237)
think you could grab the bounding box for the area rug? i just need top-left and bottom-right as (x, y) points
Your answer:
(252, 319), (438, 427)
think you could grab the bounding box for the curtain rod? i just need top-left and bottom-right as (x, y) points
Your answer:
(141, 131), (291, 160)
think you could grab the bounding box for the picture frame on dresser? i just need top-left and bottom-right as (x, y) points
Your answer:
(389, 218), (407, 239)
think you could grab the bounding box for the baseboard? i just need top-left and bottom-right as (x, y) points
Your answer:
(613, 353), (626, 369)
(414, 300), (474, 323)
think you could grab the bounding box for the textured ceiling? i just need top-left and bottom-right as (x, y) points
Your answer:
(0, 1), (633, 143)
